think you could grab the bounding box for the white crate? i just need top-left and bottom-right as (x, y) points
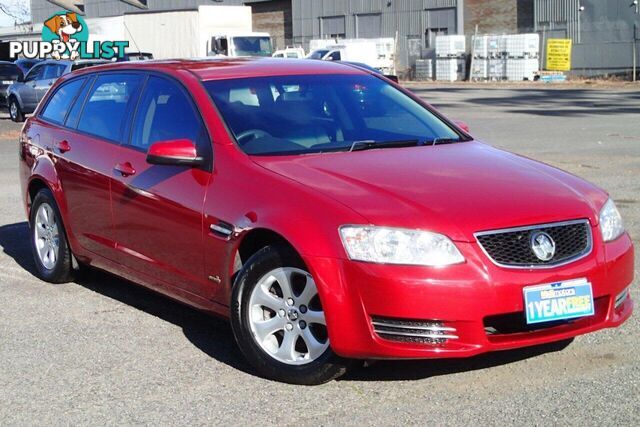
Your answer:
(415, 59), (433, 80)
(487, 35), (507, 58)
(436, 35), (466, 58)
(506, 58), (539, 81)
(470, 58), (488, 80)
(506, 33), (540, 58)
(472, 35), (489, 58)
(436, 58), (465, 81)
(488, 58), (507, 80)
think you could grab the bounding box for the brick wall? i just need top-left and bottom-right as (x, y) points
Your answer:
(465, 0), (534, 35)
(250, 0), (293, 51)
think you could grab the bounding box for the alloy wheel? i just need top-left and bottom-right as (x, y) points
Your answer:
(10, 101), (18, 120)
(248, 267), (329, 365)
(33, 203), (60, 270)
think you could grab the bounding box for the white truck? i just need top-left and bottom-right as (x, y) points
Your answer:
(308, 38), (396, 74)
(86, 5), (273, 59)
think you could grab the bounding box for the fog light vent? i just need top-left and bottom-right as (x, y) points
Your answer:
(615, 288), (630, 309)
(371, 316), (458, 345)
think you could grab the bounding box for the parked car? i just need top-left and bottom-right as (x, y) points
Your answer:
(0, 61), (23, 108)
(18, 59), (633, 385)
(116, 52), (154, 62)
(7, 59), (109, 122)
(14, 58), (42, 75)
(272, 47), (305, 59)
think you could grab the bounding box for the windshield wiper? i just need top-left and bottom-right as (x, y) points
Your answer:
(349, 139), (420, 152)
(426, 137), (461, 146)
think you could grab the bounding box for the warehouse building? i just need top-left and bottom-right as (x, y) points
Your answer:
(19, 0), (640, 77)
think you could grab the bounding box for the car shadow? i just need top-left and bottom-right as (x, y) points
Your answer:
(340, 338), (573, 382)
(0, 221), (252, 376)
(0, 221), (574, 383)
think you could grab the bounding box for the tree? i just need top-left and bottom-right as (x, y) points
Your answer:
(0, 0), (31, 25)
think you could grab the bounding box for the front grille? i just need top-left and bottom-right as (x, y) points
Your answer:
(475, 220), (591, 268)
(371, 316), (458, 345)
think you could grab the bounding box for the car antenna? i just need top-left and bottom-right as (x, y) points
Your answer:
(123, 21), (141, 55)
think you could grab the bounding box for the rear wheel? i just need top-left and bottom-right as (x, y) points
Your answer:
(9, 98), (24, 122)
(231, 245), (351, 384)
(29, 189), (74, 283)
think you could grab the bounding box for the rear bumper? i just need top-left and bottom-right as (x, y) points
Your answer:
(305, 230), (634, 359)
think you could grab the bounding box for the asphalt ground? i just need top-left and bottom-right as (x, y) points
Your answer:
(0, 84), (638, 425)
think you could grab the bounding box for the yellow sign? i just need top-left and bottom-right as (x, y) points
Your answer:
(546, 39), (572, 71)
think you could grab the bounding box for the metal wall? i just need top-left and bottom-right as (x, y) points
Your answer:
(31, 0), (270, 23)
(535, 0), (639, 75)
(292, 0), (461, 72)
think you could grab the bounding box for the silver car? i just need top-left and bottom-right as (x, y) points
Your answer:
(7, 59), (108, 122)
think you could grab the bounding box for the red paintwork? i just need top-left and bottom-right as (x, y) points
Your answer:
(147, 139), (199, 160)
(18, 59), (633, 360)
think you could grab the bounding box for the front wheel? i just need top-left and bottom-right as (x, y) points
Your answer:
(231, 245), (351, 384)
(9, 98), (24, 122)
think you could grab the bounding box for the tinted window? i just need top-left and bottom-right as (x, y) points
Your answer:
(205, 74), (461, 155)
(40, 78), (86, 124)
(0, 64), (22, 80)
(42, 64), (66, 80)
(24, 65), (44, 82)
(130, 76), (205, 152)
(65, 77), (93, 129)
(77, 73), (143, 142)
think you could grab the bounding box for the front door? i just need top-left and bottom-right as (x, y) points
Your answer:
(110, 75), (213, 296)
(19, 63), (44, 111)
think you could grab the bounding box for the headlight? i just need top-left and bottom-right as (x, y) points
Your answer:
(599, 198), (624, 242)
(339, 226), (465, 266)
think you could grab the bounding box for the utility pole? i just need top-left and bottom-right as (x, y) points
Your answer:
(634, 1), (639, 82)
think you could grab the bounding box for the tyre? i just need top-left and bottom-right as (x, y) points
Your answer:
(231, 244), (351, 385)
(29, 189), (74, 283)
(9, 98), (25, 122)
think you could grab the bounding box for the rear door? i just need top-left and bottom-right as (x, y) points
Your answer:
(36, 63), (67, 102)
(48, 72), (144, 260)
(110, 75), (213, 296)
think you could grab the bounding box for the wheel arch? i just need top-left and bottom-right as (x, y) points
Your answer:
(231, 228), (301, 284)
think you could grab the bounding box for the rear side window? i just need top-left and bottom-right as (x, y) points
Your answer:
(77, 73), (143, 142)
(40, 78), (86, 125)
(42, 64), (66, 80)
(130, 76), (206, 152)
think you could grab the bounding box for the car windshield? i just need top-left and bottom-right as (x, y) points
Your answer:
(308, 50), (329, 59)
(233, 36), (273, 57)
(205, 74), (463, 156)
(0, 64), (22, 80)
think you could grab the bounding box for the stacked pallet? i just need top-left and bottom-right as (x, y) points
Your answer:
(415, 59), (433, 81)
(435, 35), (466, 82)
(471, 33), (540, 81)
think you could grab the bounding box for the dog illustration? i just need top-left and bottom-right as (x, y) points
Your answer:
(44, 12), (83, 60)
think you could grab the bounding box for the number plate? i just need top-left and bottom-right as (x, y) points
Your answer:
(524, 278), (594, 324)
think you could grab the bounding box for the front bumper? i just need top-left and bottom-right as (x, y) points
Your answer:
(305, 228), (634, 359)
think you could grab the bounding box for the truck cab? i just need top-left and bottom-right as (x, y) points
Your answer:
(209, 33), (273, 58)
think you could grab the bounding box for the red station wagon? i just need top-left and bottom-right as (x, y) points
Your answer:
(18, 59), (633, 384)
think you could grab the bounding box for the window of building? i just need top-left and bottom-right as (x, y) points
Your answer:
(321, 16), (346, 39)
(356, 13), (382, 38)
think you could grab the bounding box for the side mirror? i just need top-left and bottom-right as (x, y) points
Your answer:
(146, 139), (204, 167)
(454, 120), (470, 133)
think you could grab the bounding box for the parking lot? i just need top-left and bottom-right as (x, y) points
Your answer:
(0, 84), (638, 425)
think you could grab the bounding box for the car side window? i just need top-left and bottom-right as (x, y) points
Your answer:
(130, 76), (207, 154)
(64, 76), (93, 129)
(77, 73), (143, 142)
(42, 64), (66, 80)
(40, 78), (86, 125)
(24, 65), (43, 82)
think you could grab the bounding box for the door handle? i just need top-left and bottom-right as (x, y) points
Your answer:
(114, 162), (136, 177)
(54, 140), (71, 154)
